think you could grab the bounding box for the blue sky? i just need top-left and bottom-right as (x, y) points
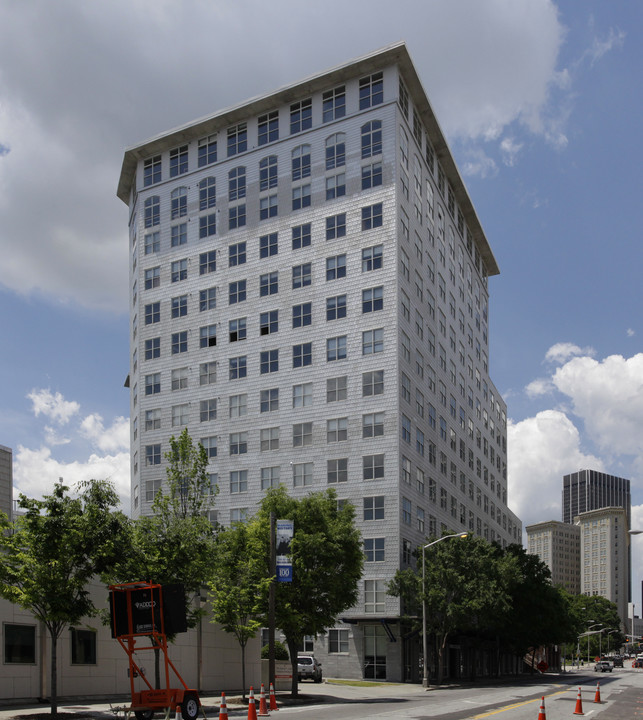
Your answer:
(1, 0), (642, 597)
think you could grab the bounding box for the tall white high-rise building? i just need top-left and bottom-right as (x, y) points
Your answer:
(118, 43), (521, 681)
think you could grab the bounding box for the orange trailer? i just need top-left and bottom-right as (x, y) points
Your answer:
(109, 582), (201, 720)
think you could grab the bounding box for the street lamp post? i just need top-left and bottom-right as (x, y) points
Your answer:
(587, 623), (602, 663)
(422, 533), (468, 688)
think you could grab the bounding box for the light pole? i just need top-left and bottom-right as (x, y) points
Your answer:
(422, 532), (468, 688)
(587, 623), (602, 662)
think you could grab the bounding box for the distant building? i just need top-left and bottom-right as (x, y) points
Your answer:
(0, 444), (12, 521)
(577, 506), (629, 628)
(526, 520), (580, 592)
(563, 469), (630, 526)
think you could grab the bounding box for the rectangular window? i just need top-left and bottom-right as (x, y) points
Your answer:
(200, 324), (217, 348)
(199, 213), (216, 238)
(200, 398), (217, 422)
(363, 454), (384, 480)
(326, 376), (347, 403)
(290, 98), (312, 134)
(258, 111), (279, 145)
(171, 331), (187, 355)
(145, 444), (161, 466)
(260, 194), (278, 220)
(327, 458), (348, 484)
(199, 250), (216, 275)
(199, 287), (216, 312)
(260, 427), (279, 451)
(293, 342), (312, 368)
(229, 433), (248, 456)
(363, 496), (384, 521)
(326, 254), (346, 281)
(292, 263), (312, 289)
(363, 412), (384, 438)
(260, 348), (279, 374)
(145, 373), (160, 395)
(326, 213), (346, 240)
(4, 624), (36, 663)
(362, 370), (384, 396)
(362, 162), (383, 190)
(260, 233), (278, 258)
(323, 86), (346, 122)
(402, 497), (412, 525)
(198, 135), (217, 167)
(326, 335), (347, 361)
(145, 231), (160, 255)
(229, 203), (246, 229)
(171, 295), (187, 318)
(229, 356), (247, 380)
(326, 294), (347, 321)
(364, 538), (385, 563)
(199, 361), (216, 386)
(260, 271), (279, 296)
(169, 145), (188, 177)
(229, 317), (247, 342)
(362, 202), (383, 230)
(292, 382), (313, 408)
(293, 422), (313, 447)
(230, 469), (248, 492)
(325, 173), (345, 201)
(171, 403), (189, 427)
(362, 286), (384, 313)
(362, 245), (383, 272)
(229, 241), (246, 267)
(171, 259), (187, 283)
(292, 223), (311, 250)
(70, 627), (97, 665)
(227, 123), (247, 157)
(362, 328), (384, 355)
(229, 280), (247, 304)
(201, 436), (217, 459)
(326, 417), (348, 443)
(144, 155), (162, 186)
(361, 120), (382, 158)
(144, 302), (160, 325)
(359, 72), (384, 109)
(259, 155), (278, 190)
(261, 466), (280, 490)
(293, 461), (313, 487)
(292, 184), (311, 210)
(260, 310), (278, 336)
(292, 302), (312, 328)
(145, 266), (160, 290)
(144, 337), (160, 360)
(229, 393), (247, 418)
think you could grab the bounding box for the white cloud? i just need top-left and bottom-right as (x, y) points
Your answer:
(500, 137), (524, 166)
(13, 445), (130, 512)
(461, 149), (498, 179)
(544, 342), (595, 365)
(525, 378), (555, 398)
(80, 413), (129, 453)
(27, 388), (80, 425)
(552, 353), (643, 459)
(627, 329), (635, 338)
(507, 410), (603, 529)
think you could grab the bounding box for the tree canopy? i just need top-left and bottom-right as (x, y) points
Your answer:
(0, 479), (128, 716)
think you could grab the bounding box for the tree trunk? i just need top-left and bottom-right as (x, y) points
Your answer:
(240, 641), (247, 702)
(50, 630), (58, 716)
(286, 638), (299, 697)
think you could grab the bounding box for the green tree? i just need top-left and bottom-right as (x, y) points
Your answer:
(0, 479), (127, 716)
(254, 487), (363, 696)
(389, 534), (506, 684)
(104, 430), (217, 686)
(208, 522), (271, 700)
(496, 545), (575, 669)
(564, 592), (625, 661)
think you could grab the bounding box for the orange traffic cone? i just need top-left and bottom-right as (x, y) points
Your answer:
(247, 686), (258, 720)
(537, 696), (546, 720)
(175, 705), (182, 720)
(593, 682), (602, 704)
(258, 683), (270, 717)
(269, 683), (279, 711)
(219, 692), (228, 720)
(573, 687), (584, 715)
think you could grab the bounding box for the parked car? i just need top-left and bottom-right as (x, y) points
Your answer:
(594, 660), (613, 672)
(297, 654), (322, 682)
(612, 656), (623, 667)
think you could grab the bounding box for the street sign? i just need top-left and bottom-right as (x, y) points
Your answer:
(276, 519), (293, 582)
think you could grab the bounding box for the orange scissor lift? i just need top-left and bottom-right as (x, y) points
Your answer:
(109, 582), (202, 720)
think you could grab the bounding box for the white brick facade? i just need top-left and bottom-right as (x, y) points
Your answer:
(118, 43), (522, 682)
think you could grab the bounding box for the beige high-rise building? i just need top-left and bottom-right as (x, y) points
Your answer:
(526, 520), (580, 592)
(578, 507), (629, 628)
